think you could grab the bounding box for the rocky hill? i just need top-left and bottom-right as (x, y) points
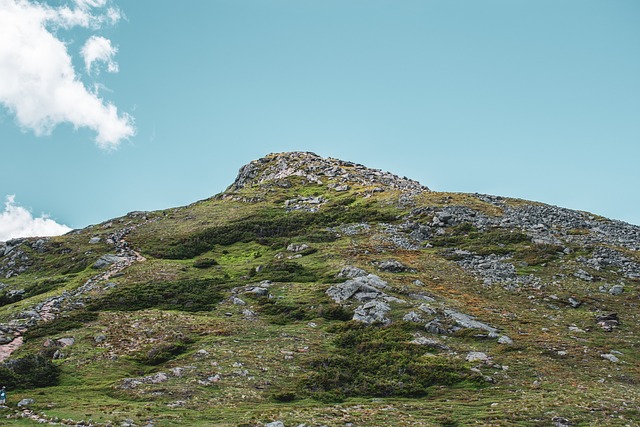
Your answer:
(0, 152), (638, 427)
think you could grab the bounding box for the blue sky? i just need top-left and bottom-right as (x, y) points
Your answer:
(1, 0), (639, 240)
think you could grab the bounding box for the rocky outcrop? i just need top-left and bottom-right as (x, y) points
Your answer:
(327, 266), (506, 338)
(226, 151), (429, 193)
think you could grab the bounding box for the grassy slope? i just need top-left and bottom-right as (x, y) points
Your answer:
(0, 179), (638, 426)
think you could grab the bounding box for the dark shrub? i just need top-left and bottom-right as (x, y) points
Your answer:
(89, 278), (226, 312)
(433, 225), (530, 256)
(134, 341), (191, 365)
(271, 390), (297, 402)
(193, 258), (218, 268)
(253, 261), (321, 283)
(148, 203), (397, 259)
(301, 322), (481, 401)
(0, 354), (60, 389)
(24, 311), (98, 340)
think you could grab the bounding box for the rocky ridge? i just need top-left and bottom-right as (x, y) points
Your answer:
(226, 151), (429, 194)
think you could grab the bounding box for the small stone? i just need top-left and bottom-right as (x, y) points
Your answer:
(337, 265), (368, 279)
(150, 373), (168, 383)
(57, 337), (75, 347)
(466, 351), (489, 363)
(403, 311), (423, 323)
(377, 259), (408, 272)
(609, 285), (624, 296)
(89, 237), (101, 244)
(17, 398), (35, 407)
(552, 416), (570, 427)
(231, 297), (246, 305)
(242, 309), (257, 318)
(600, 353), (619, 363)
(265, 422), (285, 427)
(425, 319), (447, 335)
(497, 335), (513, 345)
(247, 287), (268, 297)
(574, 269), (593, 281)
(286, 243), (310, 253)
(567, 297), (581, 308)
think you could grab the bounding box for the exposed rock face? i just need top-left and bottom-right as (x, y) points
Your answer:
(226, 151), (429, 193)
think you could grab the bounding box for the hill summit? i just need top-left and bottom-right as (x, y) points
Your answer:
(0, 152), (638, 426)
(227, 151), (428, 193)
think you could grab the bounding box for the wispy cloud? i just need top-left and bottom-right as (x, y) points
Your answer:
(0, 195), (72, 242)
(0, 0), (134, 149)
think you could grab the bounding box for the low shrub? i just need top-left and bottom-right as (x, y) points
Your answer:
(193, 258), (218, 268)
(514, 243), (564, 266)
(0, 277), (70, 308)
(433, 225), (530, 256)
(24, 311), (98, 340)
(317, 303), (352, 321)
(271, 390), (298, 402)
(253, 261), (322, 283)
(147, 203), (397, 259)
(0, 354), (60, 389)
(252, 296), (352, 325)
(89, 278), (226, 312)
(254, 298), (310, 325)
(301, 322), (481, 401)
(134, 340), (192, 365)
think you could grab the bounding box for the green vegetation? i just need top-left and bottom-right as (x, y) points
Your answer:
(432, 223), (530, 255)
(0, 354), (60, 389)
(252, 296), (352, 325)
(0, 276), (71, 307)
(300, 322), (481, 402)
(133, 337), (193, 365)
(193, 257), (218, 269)
(250, 261), (325, 283)
(144, 202), (397, 259)
(24, 310), (98, 340)
(88, 278), (226, 312)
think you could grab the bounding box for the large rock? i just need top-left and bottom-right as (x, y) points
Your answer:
(377, 260), (410, 273)
(92, 254), (126, 269)
(466, 351), (489, 363)
(326, 274), (389, 303)
(17, 398), (35, 407)
(337, 265), (368, 279)
(286, 243), (310, 253)
(353, 300), (391, 324)
(444, 309), (498, 333)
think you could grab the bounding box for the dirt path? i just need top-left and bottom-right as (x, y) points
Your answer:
(0, 336), (22, 362)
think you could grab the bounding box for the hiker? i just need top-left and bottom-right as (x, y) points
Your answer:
(0, 386), (6, 405)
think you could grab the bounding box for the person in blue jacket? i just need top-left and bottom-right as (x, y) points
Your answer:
(0, 386), (6, 405)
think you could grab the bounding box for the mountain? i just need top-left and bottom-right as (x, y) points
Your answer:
(0, 151), (638, 427)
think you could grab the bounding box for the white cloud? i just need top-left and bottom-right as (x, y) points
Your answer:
(0, 0), (134, 149)
(82, 35), (118, 74)
(0, 195), (72, 242)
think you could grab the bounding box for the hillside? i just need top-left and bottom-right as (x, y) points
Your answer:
(0, 151), (638, 427)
